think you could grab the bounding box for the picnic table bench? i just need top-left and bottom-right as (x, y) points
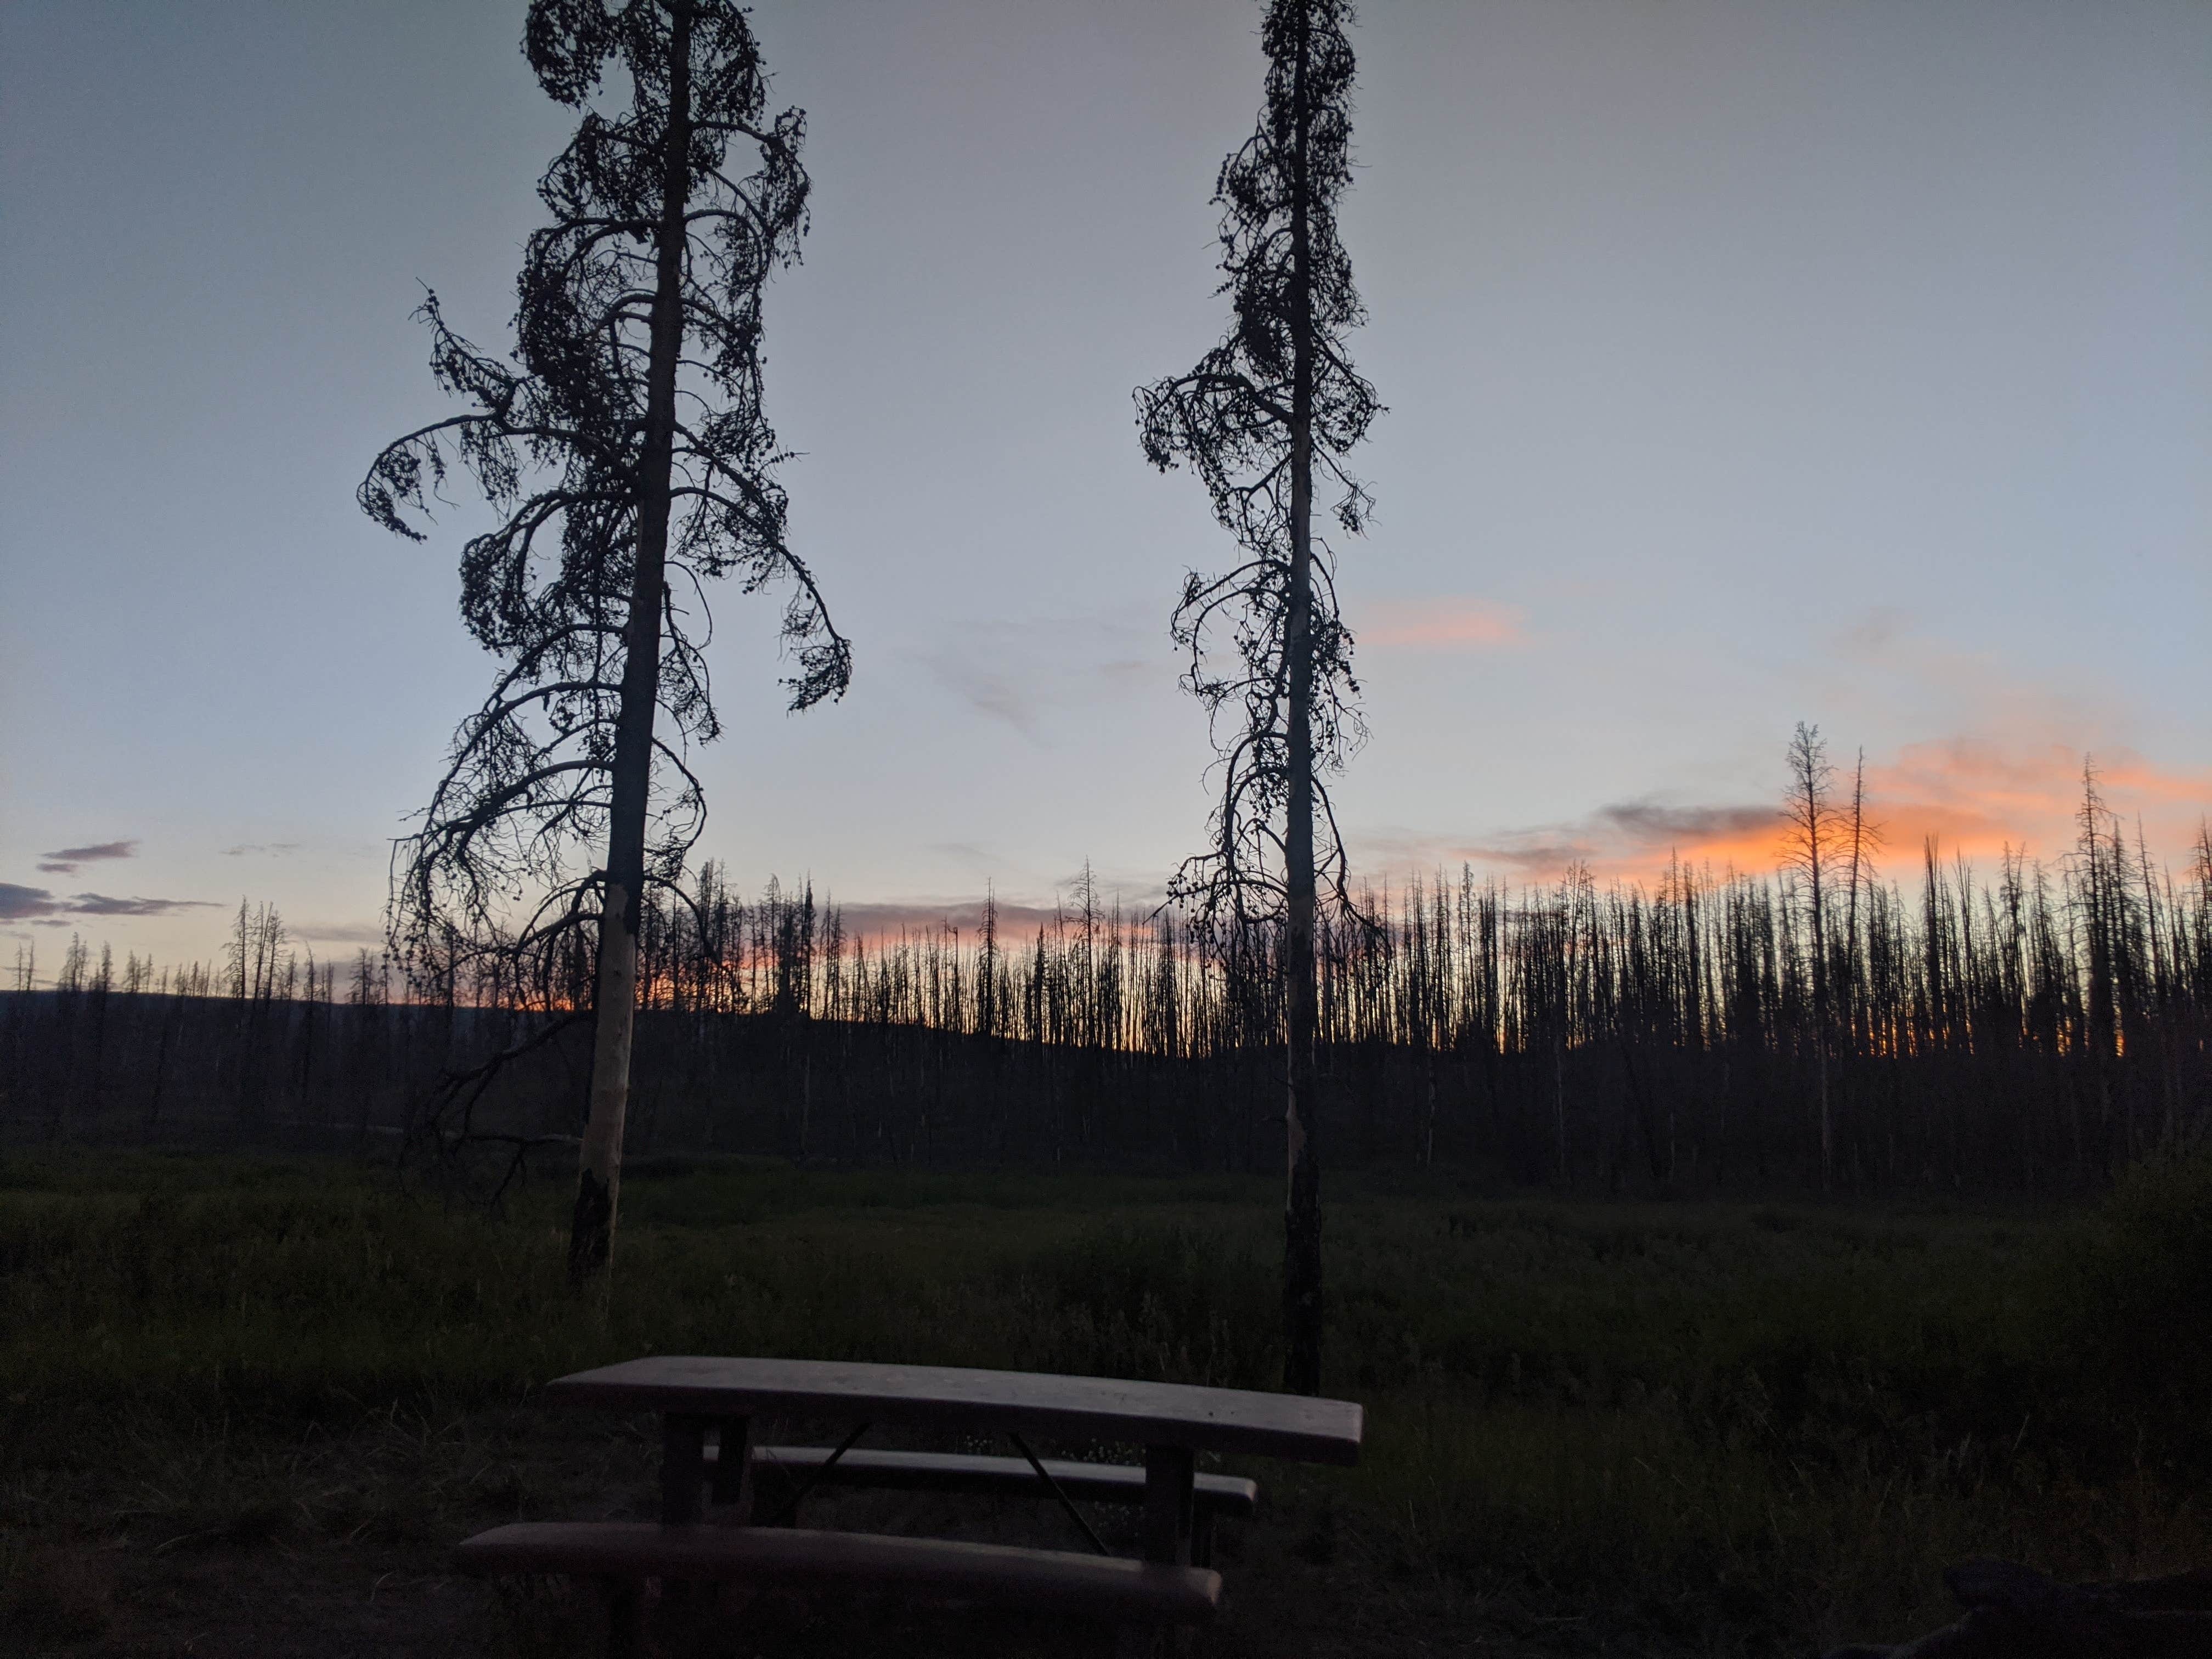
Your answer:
(455, 1355), (1362, 1655)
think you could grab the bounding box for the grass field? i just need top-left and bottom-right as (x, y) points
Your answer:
(3, 1148), (2209, 1656)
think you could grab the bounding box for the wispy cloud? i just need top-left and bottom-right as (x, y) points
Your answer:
(832, 897), (1068, 942)
(1348, 827), (1596, 880)
(919, 611), (1165, 741)
(69, 893), (219, 917)
(1360, 599), (1527, 651)
(36, 839), (138, 876)
(925, 657), (1047, 740)
(1, 883), (218, 923)
(1358, 793), (1782, 884)
(927, 842), (998, 870)
(825, 879), (1172, 948)
(291, 918), (390, 947)
(1595, 800), (1780, 847)
(221, 842), (302, 859)
(0, 885), (53, 922)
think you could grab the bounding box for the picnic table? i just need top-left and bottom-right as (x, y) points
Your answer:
(455, 1355), (1363, 1655)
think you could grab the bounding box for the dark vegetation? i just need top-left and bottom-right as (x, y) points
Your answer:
(8, 771), (2207, 1194)
(4, 1149), (2211, 1655)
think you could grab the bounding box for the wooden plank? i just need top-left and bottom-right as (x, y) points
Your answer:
(454, 1521), (1222, 1624)
(724, 1446), (1259, 1515)
(544, 1357), (1362, 1465)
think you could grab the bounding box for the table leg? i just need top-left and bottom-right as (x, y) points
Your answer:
(750, 1453), (799, 1526)
(1192, 1508), (1216, 1569)
(1138, 1447), (1198, 1658)
(659, 1414), (712, 1626)
(662, 1414), (710, 1525)
(603, 1577), (646, 1659)
(709, 1415), (753, 1513)
(1142, 1445), (1195, 1566)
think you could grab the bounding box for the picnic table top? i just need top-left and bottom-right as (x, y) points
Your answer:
(544, 1356), (1363, 1465)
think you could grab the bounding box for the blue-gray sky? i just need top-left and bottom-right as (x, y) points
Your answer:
(3, 0), (2207, 971)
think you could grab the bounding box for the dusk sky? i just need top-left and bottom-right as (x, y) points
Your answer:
(3, 0), (2207, 976)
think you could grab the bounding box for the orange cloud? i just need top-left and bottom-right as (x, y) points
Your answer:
(1361, 599), (1527, 651)
(1864, 741), (2212, 868)
(1358, 739), (2212, 894)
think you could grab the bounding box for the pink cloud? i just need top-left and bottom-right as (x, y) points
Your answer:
(1361, 599), (1527, 651)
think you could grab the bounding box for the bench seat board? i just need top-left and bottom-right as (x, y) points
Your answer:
(545, 1357), (1361, 1465)
(454, 1522), (1222, 1624)
(730, 1446), (1259, 1515)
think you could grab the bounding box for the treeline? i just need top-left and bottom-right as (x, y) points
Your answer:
(3, 906), (406, 1146)
(7, 789), (2209, 1193)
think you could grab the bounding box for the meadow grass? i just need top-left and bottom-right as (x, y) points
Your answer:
(3, 1147), (2209, 1654)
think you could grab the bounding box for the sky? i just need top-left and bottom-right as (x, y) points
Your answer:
(3, 0), (2208, 976)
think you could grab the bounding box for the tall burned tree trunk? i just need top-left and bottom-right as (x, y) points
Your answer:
(1139, 0), (1375, 1395)
(1281, 2), (1323, 1398)
(572, 3), (694, 1283)
(368, 0), (837, 1262)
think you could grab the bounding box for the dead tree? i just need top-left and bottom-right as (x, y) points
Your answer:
(1137, 0), (1380, 1393)
(1841, 747), (1882, 1055)
(360, 0), (847, 1280)
(1782, 723), (1839, 1188)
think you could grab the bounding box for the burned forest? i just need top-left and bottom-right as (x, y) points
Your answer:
(7, 4), (2212, 1655)
(10, 768), (2207, 1197)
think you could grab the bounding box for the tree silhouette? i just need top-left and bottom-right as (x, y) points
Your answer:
(1782, 722), (1837, 1188)
(359, 0), (848, 1282)
(1137, 0), (1380, 1393)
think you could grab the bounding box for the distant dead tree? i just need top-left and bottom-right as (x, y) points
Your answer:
(359, 0), (847, 1282)
(1839, 747), (1883, 1056)
(1137, 0), (1380, 1393)
(1782, 722), (1838, 1188)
